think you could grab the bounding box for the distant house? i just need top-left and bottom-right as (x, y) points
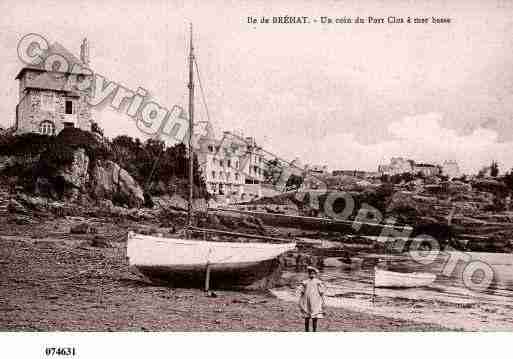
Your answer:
(14, 39), (93, 136)
(441, 160), (460, 179)
(305, 164), (328, 175)
(378, 157), (414, 176)
(413, 163), (441, 177)
(332, 170), (378, 178)
(378, 157), (450, 178)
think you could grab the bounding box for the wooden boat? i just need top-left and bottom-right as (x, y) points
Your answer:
(127, 232), (295, 288)
(374, 268), (436, 288)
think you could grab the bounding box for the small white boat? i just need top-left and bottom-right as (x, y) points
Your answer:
(374, 268), (436, 288)
(127, 232), (296, 288)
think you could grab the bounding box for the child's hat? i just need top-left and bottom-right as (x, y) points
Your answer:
(306, 265), (319, 274)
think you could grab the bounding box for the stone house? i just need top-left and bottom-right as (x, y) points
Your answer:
(14, 39), (93, 136)
(413, 163), (441, 177)
(378, 157), (414, 176)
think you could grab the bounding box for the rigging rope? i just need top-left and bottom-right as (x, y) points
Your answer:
(194, 57), (212, 126)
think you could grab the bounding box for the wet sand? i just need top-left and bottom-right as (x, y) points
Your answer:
(0, 218), (445, 331)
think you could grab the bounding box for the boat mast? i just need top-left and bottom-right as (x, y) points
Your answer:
(187, 24), (195, 227)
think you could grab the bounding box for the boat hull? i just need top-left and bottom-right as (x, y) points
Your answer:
(374, 268), (436, 288)
(134, 258), (282, 289)
(127, 232), (296, 289)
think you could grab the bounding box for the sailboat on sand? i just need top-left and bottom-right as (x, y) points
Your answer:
(126, 26), (296, 289)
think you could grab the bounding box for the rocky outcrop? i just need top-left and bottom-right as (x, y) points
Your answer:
(90, 160), (144, 208)
(70, 222), (98, 234)
(0, 154), (39, 171)
(55, 148), (89, 200)
(1, 147), (144, 208)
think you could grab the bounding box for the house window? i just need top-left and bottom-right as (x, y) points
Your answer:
(65, 100), (73, 114)
(39, 121), (55, 135)
(41, 93), (54, 111)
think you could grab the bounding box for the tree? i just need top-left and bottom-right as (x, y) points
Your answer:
(263, 158), (282, 184)
(491, 161), (499, 177)
(109, 135), (207, 198)
(380, 174), (390, 183)
(91, 121), (104, 137)
(503, 170), (513, 192)
(285, 174), (304, 191)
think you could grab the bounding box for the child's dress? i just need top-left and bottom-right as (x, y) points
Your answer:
(298, 278), (326, 318)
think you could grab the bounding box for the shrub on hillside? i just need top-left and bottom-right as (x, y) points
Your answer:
(56, 127), (111, 161)
(0, 133), (54, 156)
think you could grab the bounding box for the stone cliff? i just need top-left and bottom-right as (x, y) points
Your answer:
(0, 147), (144, 208)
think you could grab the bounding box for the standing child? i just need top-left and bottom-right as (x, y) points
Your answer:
(297, 266), (326, 332)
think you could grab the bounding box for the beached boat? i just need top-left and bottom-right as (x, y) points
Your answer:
(127, 232), (296, 287)
(126, 26), (296, 289)
(374, 268), (436, 288)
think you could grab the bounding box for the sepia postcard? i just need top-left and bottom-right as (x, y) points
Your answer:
(1, 0), (513, 357)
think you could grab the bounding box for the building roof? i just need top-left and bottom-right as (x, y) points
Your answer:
(15, 41), (90, 80)
(415, 163), (437, 168)
(25, 71), (72, 91)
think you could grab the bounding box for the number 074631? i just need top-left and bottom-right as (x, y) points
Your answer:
(45, 347), (76, 356)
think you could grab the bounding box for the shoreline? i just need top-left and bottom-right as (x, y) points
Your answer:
(0, 218), (446, 331)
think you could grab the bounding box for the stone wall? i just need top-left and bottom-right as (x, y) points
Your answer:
(16, 70), (92, 135)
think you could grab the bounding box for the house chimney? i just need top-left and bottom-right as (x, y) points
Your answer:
(80, 38), (90, 65)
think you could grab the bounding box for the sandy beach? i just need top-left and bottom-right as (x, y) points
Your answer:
(0, 216), (447, 332)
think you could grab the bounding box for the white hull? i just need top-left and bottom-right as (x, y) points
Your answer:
(126, 232), (296, 287)
(374, 268), (436, 288)
(127, 232), (296, 267)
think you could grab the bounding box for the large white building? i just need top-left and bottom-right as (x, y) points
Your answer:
(196, 128), (266, 201)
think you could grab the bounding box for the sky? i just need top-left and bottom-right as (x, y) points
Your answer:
(1, 0), (512, 174)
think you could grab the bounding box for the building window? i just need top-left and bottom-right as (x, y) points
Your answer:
(65, 100), (73, 114)
(220, 160), (224, 167)
(41, 93), (54, 111)
(227, 160), (231, 167)
(211, 171), (215, 179)
(235, 173), (239, 181)
(39, 121), (55, 135)
(208, 145), (214, 152)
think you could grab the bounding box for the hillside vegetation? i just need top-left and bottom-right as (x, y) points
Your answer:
(0, 128), (208, 208)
